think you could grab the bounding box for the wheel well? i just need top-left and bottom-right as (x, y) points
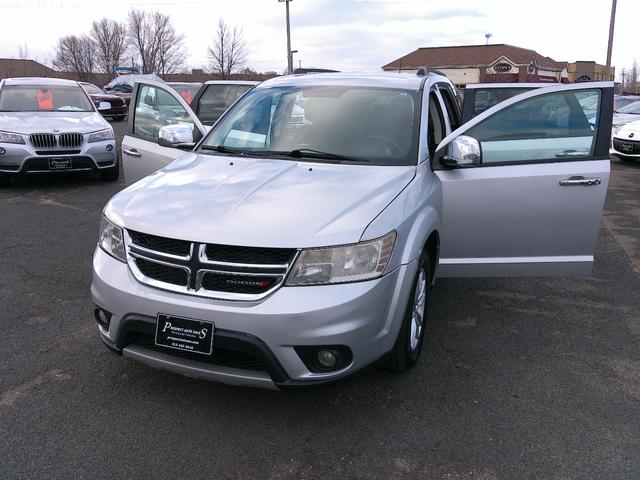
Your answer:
(424, 231), (439, 281)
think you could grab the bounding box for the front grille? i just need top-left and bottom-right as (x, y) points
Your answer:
(30, 133), (56, 149)
(201, 272), (283, 294)
(29, 132), (83, 149)
(613, 138), (640, 154)
(128, 333), (266, 371)
(134, 258), (188, 287)
(59, 133), (83, 148)
(126, 230), (298, 300)
(205, 244), (295, 265)
(22, 156), (94, 172)
(129, 230), (191, 257)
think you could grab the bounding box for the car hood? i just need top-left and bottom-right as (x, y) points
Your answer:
(0, 112), (107, 134)
(106, 154), (416, 248)
(89, 93), (124, 103)
(612, 113), (640, 126)
(614, 119), (640, 138)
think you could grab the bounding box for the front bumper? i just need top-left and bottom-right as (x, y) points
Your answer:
(91, 247), (417, 389)
(0, 139), (117, 175)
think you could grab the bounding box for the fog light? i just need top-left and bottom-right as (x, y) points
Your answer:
(94, 307), (112, 329)
(106, 144), (113, 152)
(317, 350), (337, 368)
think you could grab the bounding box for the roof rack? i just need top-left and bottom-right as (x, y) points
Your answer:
(416, 66), (446, 77)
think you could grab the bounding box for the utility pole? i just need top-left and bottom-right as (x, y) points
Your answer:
(606, 0), (617, 73)
(279, 0), (293, 74)
(485, 33), (492, 45)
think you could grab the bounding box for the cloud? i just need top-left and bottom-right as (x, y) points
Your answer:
(423, 8), (485, 20)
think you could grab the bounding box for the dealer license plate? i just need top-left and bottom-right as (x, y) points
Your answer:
(155, 314), (214, 355)
(48, 158), (72, 170)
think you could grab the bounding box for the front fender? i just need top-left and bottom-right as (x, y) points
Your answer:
(361, 162), (441, 272)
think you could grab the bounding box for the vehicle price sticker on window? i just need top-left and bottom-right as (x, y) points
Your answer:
(155, 314), (214, 355)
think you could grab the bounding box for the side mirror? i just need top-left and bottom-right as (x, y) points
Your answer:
(441, 135), (481, 168)
(158, 124), (195, 149)
(98, 101), (111, 111)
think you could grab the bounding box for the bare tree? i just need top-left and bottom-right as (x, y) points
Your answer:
(207, 19), (247, 79)
(52, 35), (96, 81)
(90, 18), (128, 76)
(153, 13), (186, 75)
(127, 9), (186, 75)
(17, 43), (29, 60)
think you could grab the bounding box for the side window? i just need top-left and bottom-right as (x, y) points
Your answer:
(466, 89), (601, 164)
(427, 92), (446, 156)
(438, 85), (461, 131)
(133, 84), (194, 141)
(197, 85), (252, 125)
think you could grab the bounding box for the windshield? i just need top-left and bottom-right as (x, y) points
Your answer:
(0, 84), (94, 112)
(81, 83), (105, 95)
(616, 100), (640, 115)
(168, 83), (201, 104)
(473, 87), (533, 115)
(197, 84), (253, 124)
(200, 85), (420, 165)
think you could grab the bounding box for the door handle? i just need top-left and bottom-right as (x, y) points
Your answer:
(123, 148), (141, 158)
(559, 176), (601, 186)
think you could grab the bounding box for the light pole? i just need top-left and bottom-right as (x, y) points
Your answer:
(279, 0), (293, 74)
(606, 0), (617, 79)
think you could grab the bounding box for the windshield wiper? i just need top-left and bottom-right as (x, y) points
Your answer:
(277, 148), (370, 163)
(200, 145), (249, 155)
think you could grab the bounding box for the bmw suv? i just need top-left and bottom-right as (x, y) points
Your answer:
(0, 77), (118, 185)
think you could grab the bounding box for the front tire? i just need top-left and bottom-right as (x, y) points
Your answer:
(99, 165), (119, 182)
(0, 175), (11, 187)
(619, 155), (636, 163)
(386, 251), (431, 372)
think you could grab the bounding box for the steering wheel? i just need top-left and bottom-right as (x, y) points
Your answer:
(355, 135), (403, 158)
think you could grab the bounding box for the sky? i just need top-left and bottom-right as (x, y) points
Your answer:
(0, 0), (637, 78)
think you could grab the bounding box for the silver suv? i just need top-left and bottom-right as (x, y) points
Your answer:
(92, 73), (612, 389)
(0, 77), (118, 185)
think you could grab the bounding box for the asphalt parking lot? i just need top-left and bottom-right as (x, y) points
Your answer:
(1, 120), (639, 479)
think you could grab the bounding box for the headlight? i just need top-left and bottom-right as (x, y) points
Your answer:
(286, 231), (396, 286)
(99, 215), (126, 262)
(88, 129), (115, 143)
(0, 131), (25, 144)
(612, 124), (621, 136)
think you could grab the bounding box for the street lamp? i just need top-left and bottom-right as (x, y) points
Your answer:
(278, 0), (293, 74)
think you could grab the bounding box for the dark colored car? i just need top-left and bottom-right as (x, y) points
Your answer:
(104, 83), (133, 106)
(461, 83), (551, 122)
(80, 82), (128, 121)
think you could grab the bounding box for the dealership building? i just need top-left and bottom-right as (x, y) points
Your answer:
(382, 44), (614, 88)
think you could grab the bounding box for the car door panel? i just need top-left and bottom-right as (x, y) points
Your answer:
(122, 80), (205, 185)
(434, 82), (613, 277)
(437, 159), (609, 276)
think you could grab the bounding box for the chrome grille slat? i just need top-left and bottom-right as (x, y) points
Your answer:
(124, 230), (298, 301)
(30, 133), (57, 149)
(30, 133), (83, 149)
